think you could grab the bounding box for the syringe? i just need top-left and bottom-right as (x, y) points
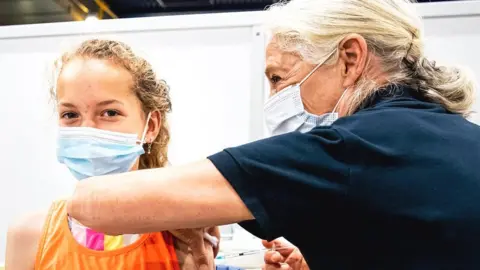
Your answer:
(216, 249), (267, 259)
(215, 245), (294, 260)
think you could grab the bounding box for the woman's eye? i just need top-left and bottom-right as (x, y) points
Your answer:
(61, 112), (78, 119)
(270, 75), (281, 84)
(102, 110), (120, 117)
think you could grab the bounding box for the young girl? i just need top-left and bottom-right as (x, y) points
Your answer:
(6, 39), (219, 270)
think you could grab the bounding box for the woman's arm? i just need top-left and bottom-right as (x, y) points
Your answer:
(5, 211), (47, 270)
(67, 159), (254, 235)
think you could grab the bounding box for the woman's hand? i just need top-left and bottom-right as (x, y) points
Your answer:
(262, 238), (309, 270)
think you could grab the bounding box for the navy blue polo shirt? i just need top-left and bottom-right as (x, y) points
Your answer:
(208, 84), (480, 269)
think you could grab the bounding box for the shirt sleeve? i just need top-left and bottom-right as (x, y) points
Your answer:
(207, 127), (351, 241)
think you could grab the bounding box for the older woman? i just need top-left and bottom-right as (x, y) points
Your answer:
(67, 0), (480, 269)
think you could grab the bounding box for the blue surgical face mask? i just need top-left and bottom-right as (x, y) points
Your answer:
(57, 113), (151, 180)
(264, 50), (347, 136)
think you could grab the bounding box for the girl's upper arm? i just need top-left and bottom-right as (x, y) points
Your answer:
(5, 211), (47, 270)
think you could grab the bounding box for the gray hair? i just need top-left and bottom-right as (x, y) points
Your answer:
(264, 0), (476, 116)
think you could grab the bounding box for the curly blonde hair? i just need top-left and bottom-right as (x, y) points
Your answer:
(50, 39), (172, 169)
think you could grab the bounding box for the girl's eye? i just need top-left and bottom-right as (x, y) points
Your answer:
(61, 112), (78, 119)
(102, 110), (120, 117)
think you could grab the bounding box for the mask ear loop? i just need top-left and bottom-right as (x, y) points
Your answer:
(299, 49), (337, 86)
(140, 112), (152, 147)
(332, 89), (349, 114)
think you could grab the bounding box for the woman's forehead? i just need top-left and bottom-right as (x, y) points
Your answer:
(265, 41), (301, 75)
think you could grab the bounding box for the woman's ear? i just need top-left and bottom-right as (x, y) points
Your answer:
(338, 34), (368, 88)
(145, 110), (161, 143)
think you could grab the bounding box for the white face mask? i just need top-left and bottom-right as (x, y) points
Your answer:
(264, 50), (347, 136)
(57, 113), (152, 180)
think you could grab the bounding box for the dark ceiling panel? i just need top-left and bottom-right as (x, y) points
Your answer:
(103, 0), (464, 18)
(0, 0), (71, 26)
(0, 0), (64, 14)
(106, 0), (278, 17)
(0, 0), (466, 26)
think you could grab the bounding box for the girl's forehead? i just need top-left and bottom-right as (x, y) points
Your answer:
(56, 59), (139, 108)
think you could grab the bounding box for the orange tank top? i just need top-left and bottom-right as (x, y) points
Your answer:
(35, 200), (180, 270)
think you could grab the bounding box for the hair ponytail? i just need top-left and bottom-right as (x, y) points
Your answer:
(404, 56), (476, 117)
